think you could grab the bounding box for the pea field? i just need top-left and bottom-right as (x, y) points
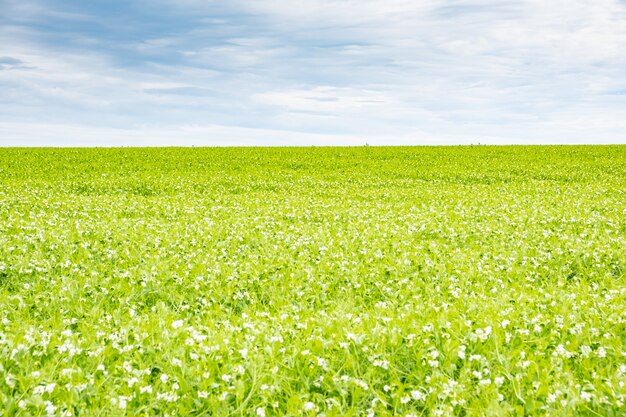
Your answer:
(1, 146), (625, 416)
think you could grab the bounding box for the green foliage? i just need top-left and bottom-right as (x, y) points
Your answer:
(0, 146), (625, 416)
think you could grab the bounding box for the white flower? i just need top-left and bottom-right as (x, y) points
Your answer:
(580, 345), (592, 358)
(198, 390), (209, 398)
(553, 344), (574, 358)
(411, 390), (426, 401)
(353, 378), (369, 390)
(494, 376), (505, 387)
(303, 401), (317, 411)
(372, 359), (388, 369)
(458, 345), (466, 360)
(157, 392), (179, 402)
(45, 401), (57, 416)
(256, 407), (266, 417)
(475, 326), (492, 342)
(160, 373), (169, 384)
(172, 320), (184, 329)
(118, 396), (128, 409)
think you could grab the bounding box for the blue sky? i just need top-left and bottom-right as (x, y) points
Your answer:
(1, 0), (626, 146)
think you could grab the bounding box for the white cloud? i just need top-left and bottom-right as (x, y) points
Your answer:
(255, 87), (388, 114)
(1, 0), (626, 145)
(0, 122), (374, 146)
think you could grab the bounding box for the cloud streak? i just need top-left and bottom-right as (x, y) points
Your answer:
(1, 0), (625, 146)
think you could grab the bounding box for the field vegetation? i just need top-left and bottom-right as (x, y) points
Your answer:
(0, 146), (625, 416)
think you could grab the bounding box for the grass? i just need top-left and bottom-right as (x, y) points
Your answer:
(0, 146), (625, 416)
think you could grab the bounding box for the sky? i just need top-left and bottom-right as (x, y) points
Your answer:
(1, 0), (626, 146)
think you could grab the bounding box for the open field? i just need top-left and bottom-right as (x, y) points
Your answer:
(1, 146), (625, 416)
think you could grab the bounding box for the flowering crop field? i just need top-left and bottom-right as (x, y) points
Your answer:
(1, 146), (625, 416)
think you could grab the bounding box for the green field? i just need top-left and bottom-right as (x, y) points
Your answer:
(1, 146), (625, 416)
